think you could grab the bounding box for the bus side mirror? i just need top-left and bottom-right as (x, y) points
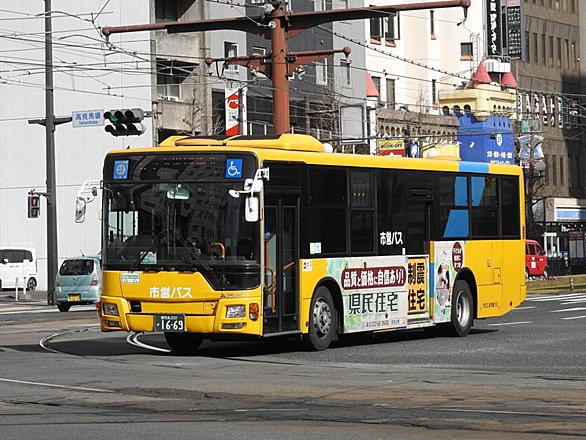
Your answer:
(75, 198), (87, 223)
(245, 196), (259, 222)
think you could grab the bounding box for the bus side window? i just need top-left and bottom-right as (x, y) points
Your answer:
(437, 174), (469, 239)
(377, 170), (406, 256)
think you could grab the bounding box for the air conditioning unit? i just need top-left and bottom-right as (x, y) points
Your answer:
(161, 95), (180, 102)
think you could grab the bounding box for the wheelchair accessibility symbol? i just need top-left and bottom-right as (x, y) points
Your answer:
(225, 159), (242, 178)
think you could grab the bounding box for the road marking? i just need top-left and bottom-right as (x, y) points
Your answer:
(0, 305), (95, 315)
(127, 332), (171, 353)
(431, 407), (586, 418)
(234, 408), (308, 413)
(487, 321), (532, 326)
(551, 307), (586, 313)
(0, 377), (113, 393)
(39, 327), (99, 354)
(528, 293), (586, 302)
(560, 315), (586, 320)
(512, 306), (535, 310)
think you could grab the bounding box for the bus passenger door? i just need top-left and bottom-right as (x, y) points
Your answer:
(263, 196), (299, 335)
(406, 190), (433, 320)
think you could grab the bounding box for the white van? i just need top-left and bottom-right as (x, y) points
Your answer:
(0, 248), (38, 291)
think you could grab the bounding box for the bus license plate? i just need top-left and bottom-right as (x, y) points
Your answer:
(154, 314), (185, 332)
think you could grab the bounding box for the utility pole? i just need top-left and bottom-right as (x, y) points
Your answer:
(44, 0), (58, 306)
(102, 0), (470, 135)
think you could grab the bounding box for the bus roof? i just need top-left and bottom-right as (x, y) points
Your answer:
(107, 134), (522, 176)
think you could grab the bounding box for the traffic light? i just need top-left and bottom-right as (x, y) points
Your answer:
(104, 108), (145, 137)
(28, 193), (41, 218)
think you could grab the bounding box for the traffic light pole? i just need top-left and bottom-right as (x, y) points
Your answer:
(101, 0), (470, 135)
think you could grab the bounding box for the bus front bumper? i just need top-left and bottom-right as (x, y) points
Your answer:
(99, 295), (262, 336)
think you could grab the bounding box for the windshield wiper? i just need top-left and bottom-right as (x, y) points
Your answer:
(128, 229), (168, 272)
(172, 232), (212, 272)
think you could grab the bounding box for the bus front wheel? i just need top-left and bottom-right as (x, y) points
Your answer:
(164, 332), (203, 354)
(446, 280), (474, 337)
(307, 286), (337, 351)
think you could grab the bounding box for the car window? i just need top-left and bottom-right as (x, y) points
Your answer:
(60, 259), (94, 276)
(536, 245), (544, 255)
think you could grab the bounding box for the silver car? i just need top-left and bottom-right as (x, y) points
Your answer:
(55, 257), (101, 312)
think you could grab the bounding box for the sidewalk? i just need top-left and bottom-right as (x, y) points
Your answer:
(0, 289), (51, 305)
(526, 274), (586, 294)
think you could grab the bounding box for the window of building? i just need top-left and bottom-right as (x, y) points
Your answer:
(430, 10), (436, 39)
(386, 78), (395, 108)
(371, 76), (381, 104)
(384, 13), (400, 43)
(431, 79), (436, 106)
(541, 34), (546, 65)
(341, 60), (351, 86)
(564, 39), (570, 69)
(556, 37), (562, 68)
(314, 0), (328, 11)
(572, 41), (577, 70)
(532, 33), (538, 64)
(155, 0), (178, 22)
(156, 59), (195, 101)
(315, 59), (327, 85)
(224, 42), (238, 73)
(251, 46), (267, 78)
(461, 42), (473, 61)
(548, 36), (554, 67)
(524, 31), (530, 62)
(369, 13), (382, 43)
(560, 156), (564, 186)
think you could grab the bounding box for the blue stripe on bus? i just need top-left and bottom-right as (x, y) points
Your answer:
(429, 261), (435, 301)
(459, 162), (489, 173)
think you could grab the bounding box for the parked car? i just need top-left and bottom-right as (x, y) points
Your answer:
(55, 257), (102, 312)
(525, 239), (548, 279)
(0, 247), (38, 291)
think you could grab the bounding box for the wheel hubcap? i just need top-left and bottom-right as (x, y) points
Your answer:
(456, 291), (470, 326)
(312, 298), (331, 338)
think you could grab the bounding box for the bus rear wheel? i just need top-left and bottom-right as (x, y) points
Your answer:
(446, 280), (474, 337)
(164, 332), (203, 354)
(307, 286), (337, 351)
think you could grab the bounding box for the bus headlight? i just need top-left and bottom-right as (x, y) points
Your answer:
(102, 302), (119, 316)
(226, 305), (246, 318)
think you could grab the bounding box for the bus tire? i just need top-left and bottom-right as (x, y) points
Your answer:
(164, 332), (203, 354)
(446, 280), (474, 337)
(307, 286), (337, 351)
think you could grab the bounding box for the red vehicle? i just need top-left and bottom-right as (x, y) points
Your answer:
(525, 239), (548, 279)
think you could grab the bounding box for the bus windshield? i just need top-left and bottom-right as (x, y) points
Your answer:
(103, 181), (260, 290)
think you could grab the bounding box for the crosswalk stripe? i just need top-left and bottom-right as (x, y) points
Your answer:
(528, 293), (586, 302)
(552, 307), (586, 313)
(487, 321), (532, 326)
(561, 315), (586, 320)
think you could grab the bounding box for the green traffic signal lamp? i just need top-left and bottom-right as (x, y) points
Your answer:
(104, 108), (145, 136)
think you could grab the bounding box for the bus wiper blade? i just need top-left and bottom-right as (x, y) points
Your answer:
(128, 229), (167, 272)
(173, 233), (212, 272)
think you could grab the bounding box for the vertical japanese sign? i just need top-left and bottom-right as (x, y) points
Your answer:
(408, 258), (427, 314)
(225, 88), (239, 136)
(486, 0), (502, 57)
(506, 0), (523, 59)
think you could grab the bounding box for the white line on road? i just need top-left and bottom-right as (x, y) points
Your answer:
(512, 306), (536, 310)
(560, 315), (586, 320)
(431, 407), (586, 418)
(528, 293), (586, 302)
(487, 321), (532, 326)
(0, 377), (113, 393)
(0, 305), (95, 315)
(551, 307), (586, 313)
(127, 332), (171, 353)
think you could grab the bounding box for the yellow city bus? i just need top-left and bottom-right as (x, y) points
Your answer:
(98, 134), (526, 352)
